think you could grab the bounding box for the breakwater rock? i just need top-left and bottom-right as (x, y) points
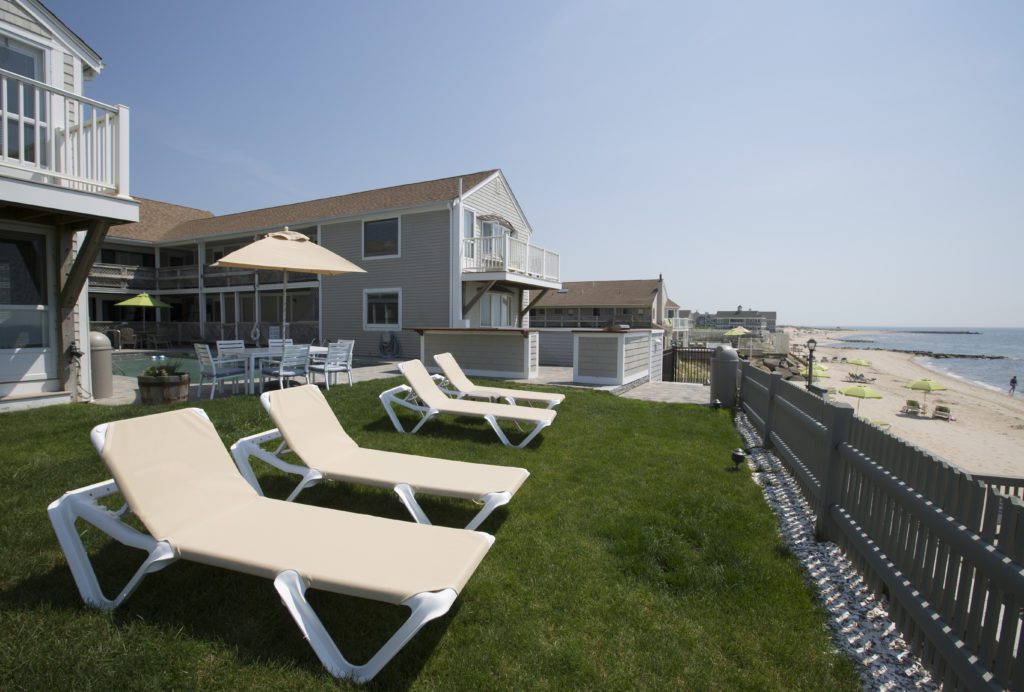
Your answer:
(853, 347), (1003, 360)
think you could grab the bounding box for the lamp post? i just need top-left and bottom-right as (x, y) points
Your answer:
(806, 338), (817, 390)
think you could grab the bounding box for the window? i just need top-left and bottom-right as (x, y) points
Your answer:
(463, 208), (475, 259)
(480, 292), (512, 327)
(363, 218), (399, 258)
(0, 230), (48, 349)
(364, 289), (401, 329)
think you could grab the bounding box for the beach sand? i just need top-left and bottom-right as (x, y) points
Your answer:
(784, 328), (1024, 479)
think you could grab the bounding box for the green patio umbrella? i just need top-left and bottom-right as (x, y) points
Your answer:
(841, 384), (883, 415)
(115, 292), (171, 337)
(847, 357), (872, 372)
(906, 379), (947, 409)
(723, 326), (751, 337)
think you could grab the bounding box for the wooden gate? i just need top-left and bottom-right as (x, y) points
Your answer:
(662, 347), (713, 384)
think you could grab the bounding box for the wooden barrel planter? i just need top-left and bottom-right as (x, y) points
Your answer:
(138, 374), (190, 404)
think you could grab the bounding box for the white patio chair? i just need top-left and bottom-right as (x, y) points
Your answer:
(47, 407), (494, 683)
(260, 343), (310, 392)
(194, 343), (247, 400)
(231, 384), (529, 530)
(379, 359), (557, 449)
(309, 340), (354, 389)
(268, 338), (293, 350)
(216, 339), (246, 357)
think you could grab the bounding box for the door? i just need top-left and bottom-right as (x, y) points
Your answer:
(0, 228), (57, 391)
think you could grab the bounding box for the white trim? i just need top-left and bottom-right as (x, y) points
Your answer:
(20, 0), (104, 72)
(461, 170), (535, 236)
(360, 216), (401, 261)
(362, 287), (402, 331)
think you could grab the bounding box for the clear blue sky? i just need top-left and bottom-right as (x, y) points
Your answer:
(48, 0), (1024, 327)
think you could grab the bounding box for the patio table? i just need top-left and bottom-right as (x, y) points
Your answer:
(238, 345), (326, 394)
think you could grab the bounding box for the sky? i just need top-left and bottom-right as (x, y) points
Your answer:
(46, 0), (1024, 327)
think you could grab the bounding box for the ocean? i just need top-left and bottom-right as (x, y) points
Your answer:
(828, 327), (1024, 394)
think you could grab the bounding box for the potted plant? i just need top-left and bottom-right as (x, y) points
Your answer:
(138, 360), (190, 404)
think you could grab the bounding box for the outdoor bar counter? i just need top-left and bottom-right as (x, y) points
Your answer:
(415, 327), (539, 379)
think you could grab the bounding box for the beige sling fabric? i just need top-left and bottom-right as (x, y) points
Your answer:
(434, 352), (565, 406)
(266, 385), (530, 499)
(101, 409), (491, 603)
(400, 360), (556, 424)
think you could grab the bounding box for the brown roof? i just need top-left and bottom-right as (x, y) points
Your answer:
(535, 279), (664, 308)
(112, 170), (498, 244)
(107, 198), (213, 242)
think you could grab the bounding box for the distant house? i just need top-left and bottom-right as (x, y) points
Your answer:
(692, 306), (777, 334)
(89, 170), (561, 358)
(530, 276), (678, 330)
(0, 0), (138, 410)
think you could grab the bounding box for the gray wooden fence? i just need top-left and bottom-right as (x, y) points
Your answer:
(739, 362), (1024, 690)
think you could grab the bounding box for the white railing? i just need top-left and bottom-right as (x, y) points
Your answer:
(0, 68), (129, 197)
(462, 234), (559, 282)
(89, 263), (157, 289)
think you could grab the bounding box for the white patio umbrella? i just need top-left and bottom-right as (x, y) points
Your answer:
(212, 228), (365, 339)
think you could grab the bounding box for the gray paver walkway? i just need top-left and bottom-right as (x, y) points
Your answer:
(618, 381), (709, 405)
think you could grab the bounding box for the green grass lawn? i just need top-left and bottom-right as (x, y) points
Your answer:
(0, 379), (858, 689)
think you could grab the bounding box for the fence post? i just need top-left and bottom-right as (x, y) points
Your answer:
(762, 372), (782, 449)
(815, 401), (854, 542)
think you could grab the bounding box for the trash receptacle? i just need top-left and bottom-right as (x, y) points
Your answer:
(710, 345), (740, 408)
(89, 331), (113, 400)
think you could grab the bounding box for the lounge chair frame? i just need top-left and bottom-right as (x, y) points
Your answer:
(48, 409), (492, 683)
(379, 382), (551, 449)
(231, 399), (514, 532)
(433, 352), (564, 409)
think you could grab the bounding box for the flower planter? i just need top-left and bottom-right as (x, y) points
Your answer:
(138, 374), (190, 405)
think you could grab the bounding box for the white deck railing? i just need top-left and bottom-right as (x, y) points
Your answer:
(0, 68), (129, 197)
(462, 234), (559, 282)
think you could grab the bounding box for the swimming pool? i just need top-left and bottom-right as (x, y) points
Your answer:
(112, 351), (202, 380)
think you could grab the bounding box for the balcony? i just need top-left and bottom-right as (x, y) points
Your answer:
(89, 262), (156, 291)
(462, 234), (560, 287)
(0, 69), (135, 222)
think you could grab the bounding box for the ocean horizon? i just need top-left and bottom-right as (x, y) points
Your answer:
(818, 327), (1024, 394)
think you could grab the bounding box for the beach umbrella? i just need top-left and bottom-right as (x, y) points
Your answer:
(115, 292), (170, 337)
(841, 384), (883, 415)
(906, 378), (946, 408)
(800, 367), (830, 379)
(212, 228), (365, 339)
(723, 326), (750, 337)
(847, 358), (872, 372)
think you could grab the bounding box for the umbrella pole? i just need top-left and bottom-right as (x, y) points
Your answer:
(282, 270), (288, 341)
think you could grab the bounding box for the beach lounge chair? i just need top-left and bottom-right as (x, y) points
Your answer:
(434, 352), (565, 409)
(231, 384), (530, 530)
(902, 399), (924, 416)
(932, 405), (955, 421)
(47, 408), (493, 683)
(379, 359), (557, 448)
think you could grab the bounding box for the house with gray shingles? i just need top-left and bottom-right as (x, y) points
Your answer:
(89, 170), (561, 358)
(529, 277), (678, 330)
(0, 0), (138, 410)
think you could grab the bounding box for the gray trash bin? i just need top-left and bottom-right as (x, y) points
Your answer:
(89, 331), (113, 400)
(710, 345), (740, 408)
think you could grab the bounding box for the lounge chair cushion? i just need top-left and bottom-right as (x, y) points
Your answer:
(101, 409), (491, 603)
(267, 385), (530, 499)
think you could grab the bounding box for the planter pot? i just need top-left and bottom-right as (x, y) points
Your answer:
(138, 374), (190, 405)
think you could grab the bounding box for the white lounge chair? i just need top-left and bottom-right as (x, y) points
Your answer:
(47, 408), (493, 683)
(231, 384), (530, 530)
(434, 352), (565, 409)
(379, 359), (556, 449)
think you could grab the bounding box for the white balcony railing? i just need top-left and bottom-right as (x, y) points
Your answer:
(0, 68), (129, 197)
(89, 262), (156, 290)
(462, 234), (559, 282)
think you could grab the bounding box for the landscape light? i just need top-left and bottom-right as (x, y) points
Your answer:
(731, 448), (746, 471)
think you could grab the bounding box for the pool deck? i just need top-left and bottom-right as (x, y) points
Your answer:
(96, 359), (710, 407)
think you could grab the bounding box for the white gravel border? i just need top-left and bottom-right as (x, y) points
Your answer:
(735, 412), (938, 691)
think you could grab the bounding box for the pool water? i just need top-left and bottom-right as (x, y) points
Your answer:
(112, 351), (202, 380)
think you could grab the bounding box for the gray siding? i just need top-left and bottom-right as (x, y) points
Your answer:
(0, 0), (49, 37)
(538, 329), (574, 366)
(623, 334), (649, 377)
(577, 336), (618, 378)
(320, 209), (450, 358)
(423, 332), (526, 377)
(464, 175), (532, 240)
